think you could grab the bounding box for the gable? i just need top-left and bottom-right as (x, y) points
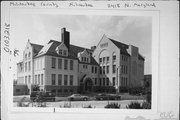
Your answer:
(56, 42), (68, 51)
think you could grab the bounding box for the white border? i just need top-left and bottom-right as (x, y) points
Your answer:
(1, 1), (179, 120)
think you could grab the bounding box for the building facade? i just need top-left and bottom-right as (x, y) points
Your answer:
(17, 28), (145, 95)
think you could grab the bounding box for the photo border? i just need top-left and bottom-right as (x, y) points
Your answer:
(1, 1), (179, 120)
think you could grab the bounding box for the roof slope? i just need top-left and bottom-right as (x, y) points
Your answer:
(109, 38), (145, 61)
(30, 43), (43, 56)
(37, 40), (98, 65)
(109, 38), (130, 56)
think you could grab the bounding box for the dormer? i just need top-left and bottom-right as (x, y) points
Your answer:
(78, 49), (91, 63)
(55, 42), (68, 56)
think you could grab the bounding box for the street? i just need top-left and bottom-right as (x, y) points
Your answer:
(13, 94), (145, 109)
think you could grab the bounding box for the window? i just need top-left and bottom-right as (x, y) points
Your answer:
(70, 89), (73, 93)
(35, 75), (37, 84)
(99, 67), (102, 74)
(126, 66), (128, 74)
(106, 66), (109, 74)
(25, 54), (27, 60)
(64, 59), (68, 70)
(103, 78), (106, 86)
(58, 89), (62, 93)
(112, 53), (116, 63)
(28, 75), (31, 84)
(82, 57), (84, 62)
(28, 61), (31, 71)
(95, 67), (97, 74)
(86, 58), (89, 62)
(58, 59), (62, 69)
(132, 61), (137, 75)
(121, 77), (124, 86)
(112, 65), (116, 73)
(58, 74), (62, 85)
(64, 89), (68, 93)
(25, 62), (27, 72)
(121, 65), (123, 74)
(113, 77), (116, 86)
(52, 74), (56, 85)
(103, 57), (105, 64)
(126, 78), (128, 86)
(83, 64), (88, 69)
(59, 50), (62, 55)
(64, 75), (68, 85)
(25, 76), (27, 84)
(95, 78), (97, 85)
(91, 66), (94, 73)
(51, 58), (56, 69)
(41, 74), (43, 85)
(28, 52), (31, 59)
(70, 60), (73, 70)
(38, 74), (40, 85)
(107, 57), (109, 63)
(99, 58), (102, 64)
(51, 90), (56, 94)
(99, 78), (102, 86)
(113, 55), (116, 61)
(16, 89), (20, 92)
(63, 50), (67, 56)
(70, 75), (73, 86)
(106, 78), (109, 86)
(103, 66), (105, 74)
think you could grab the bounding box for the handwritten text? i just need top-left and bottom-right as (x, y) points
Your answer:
(69, 2), (93, 8)
(10, 1), (36, 7)
(3, 23), (10, 53)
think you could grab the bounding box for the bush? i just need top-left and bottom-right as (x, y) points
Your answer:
(146, 92), (151, 103)
(32, 85), (40, 92)
(129, 87), (143, 95)
(142, 102), (151, 109)
(17, 97), (30, 107)
(126, 101), (142, 109)
(126, 101), (151, 109)
(104, 103), (121, 109)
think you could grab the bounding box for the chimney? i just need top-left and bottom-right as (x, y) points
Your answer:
(61, 28), (70, 50)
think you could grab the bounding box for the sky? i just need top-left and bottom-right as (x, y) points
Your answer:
(11, 14), (152, 75)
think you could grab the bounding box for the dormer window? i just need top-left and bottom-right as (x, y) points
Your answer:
(56, 43), (68, 56)
(63, 50), (67, 56)
(59, 50), (62, 55)
(77, 49), (91, 63)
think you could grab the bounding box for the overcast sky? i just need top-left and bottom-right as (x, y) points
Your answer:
(11, 14), (152, 74)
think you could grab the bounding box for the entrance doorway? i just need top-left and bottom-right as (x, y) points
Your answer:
(84, 78), (93, 92)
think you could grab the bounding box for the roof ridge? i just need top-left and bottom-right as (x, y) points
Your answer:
(109, 38), (128, 47)
(30, 42), (43, 47)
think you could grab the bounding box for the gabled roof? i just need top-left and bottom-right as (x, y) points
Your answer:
(30, 43), (43, 55)
(109, 38), (130, 56)
(37, 40), (98, 65)
(138, 54), (145, 61)
(108, 37), (145, 61)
